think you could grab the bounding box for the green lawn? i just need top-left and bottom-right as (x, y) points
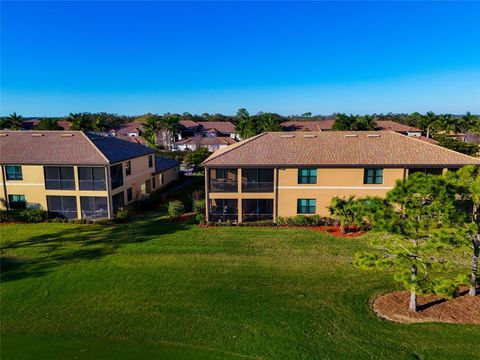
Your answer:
(0, 214), (477, 359)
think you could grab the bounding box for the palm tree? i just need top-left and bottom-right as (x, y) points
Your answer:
(68, 113), (93, 131)
(92, 113), (111, 133)
(257, 112), (281, 133)
(141, 115), (162, 149)
(161, 114), (180, 150)
(328, 196), (357, 234)
(463, 112), (479, 133)
(437, 114), (463, 136)
(332, 114), (358, 131)
(356, 115), (377, 130)
(8, 112), (23, 130)
(421, 112), (439, 139)
(235, 108), (257, 139)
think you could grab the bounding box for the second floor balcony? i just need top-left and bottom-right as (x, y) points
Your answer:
(241, 168), (274, 193)
(209, 179), (238, 192)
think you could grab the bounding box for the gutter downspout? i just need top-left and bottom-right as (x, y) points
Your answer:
(1, 166), (9, 210)
(274, 167), (279, 223)
(204, 167), (209, 222)
(106, 165), (113, 218)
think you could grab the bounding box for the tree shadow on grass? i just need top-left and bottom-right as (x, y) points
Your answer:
(0, 216), (192, 283)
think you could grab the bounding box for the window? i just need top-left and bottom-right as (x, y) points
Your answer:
(148, 155), (153, 168)
(364, 168), (384, 184)
(209, 199), (238, 222)
(242, 199), (273, 222)
(5, 165), (23, 180)
(297, 199), (316, 214)
(112, 192), (125, 212)
(78, 167), (106, 190)
(80, 197), (108, 219)
(408, 168), (443, 176)
(145, 179), (152, 194)
(127, 187), (133, 202)
(242, 168), (274, 192)
(44, 166), (75, 190)
(8, 195), (26, 209)
(152, 176), (156, 189)
(209, 168), (238, 192)
(110, 164), (123, 189)
(298, 168), (317, 184)
(47, 196), (77, 219)
(125, 161), (131, 176)
(160, 173), (164, 185)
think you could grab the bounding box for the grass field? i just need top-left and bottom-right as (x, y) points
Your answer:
(0, 214), (478, 359)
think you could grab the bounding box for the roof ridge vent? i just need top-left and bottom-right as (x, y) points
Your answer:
(344, 134), (358, 138)
(281, 134), (295, 138)
(303, 134), (316, 138)
(367, 134), (381, 138)
(31, 133), (44, 137)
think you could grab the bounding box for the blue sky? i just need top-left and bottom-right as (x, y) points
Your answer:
(1, 1), (479, 116)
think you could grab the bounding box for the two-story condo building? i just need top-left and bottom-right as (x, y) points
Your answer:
(202, 131), (480, 223)
(0, 131), (180, 219)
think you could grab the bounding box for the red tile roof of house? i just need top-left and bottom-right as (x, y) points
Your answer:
(203, 131), (480, 167)
(179, 120), (202, 131)
(116, 122), (144, 134)
(196, 121), (236, 133)
(176, 136), (237, 146)
(281, 120), (422, 133)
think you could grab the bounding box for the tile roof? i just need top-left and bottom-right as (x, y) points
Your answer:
(281, 120), (422, 133)
(179, 120), (202, 131)
(202, 131), (480, 167)
(175, 136), (237, 146)
(196, 121), (236, 133)
(57, 121), (71, 130)
(116, 122), (144, 134)
(154, 157), (181, 173)
(0, 131), (154, 165)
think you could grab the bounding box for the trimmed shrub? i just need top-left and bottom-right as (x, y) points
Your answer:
(196, 213), (206, 225)
(0, 209), (47, 223)
(168, 200), (185, 219)
(116, 208), (131, 223)
(193, 199), (206, 213)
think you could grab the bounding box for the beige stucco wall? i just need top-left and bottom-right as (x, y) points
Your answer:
(112, 154), (155, 204)
(1, 155), (180, 218)
(277, 167), (405, 216)
(205, 166), (417, 221)
(0, 164), (110, 216)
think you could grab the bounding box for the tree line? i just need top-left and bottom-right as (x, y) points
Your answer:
(2, 109), (479, 155)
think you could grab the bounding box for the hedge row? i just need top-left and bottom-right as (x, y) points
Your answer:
(0, 209), (47, 223)
(276, 215), (336, 227)
(202, 215), (337, 227)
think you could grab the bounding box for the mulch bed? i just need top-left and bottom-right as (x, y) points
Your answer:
(309, 225), (364, 238)
(372, 290), (480, 325)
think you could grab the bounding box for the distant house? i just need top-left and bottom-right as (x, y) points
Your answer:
(0, 131), (180, 219)
(202, 131), (479, 223)
(178, 120), (238, 140)
(174, 120), (239, 151)
(175, 135), (236, 152)
(21, 119), (40, 130)
(110, 122), (144, 138)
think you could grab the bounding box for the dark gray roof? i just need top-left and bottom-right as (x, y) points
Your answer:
(84, 133), (155, 164)
(154, 157), (181, 173)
